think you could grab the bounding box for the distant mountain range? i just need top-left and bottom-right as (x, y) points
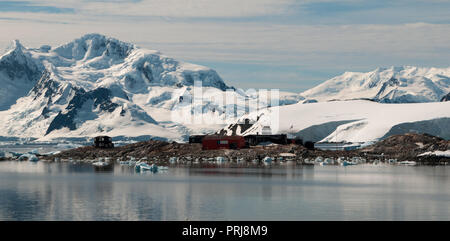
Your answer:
(300, 66), (450, 103)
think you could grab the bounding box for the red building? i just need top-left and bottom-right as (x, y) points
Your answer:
(202, 135), (246, 150)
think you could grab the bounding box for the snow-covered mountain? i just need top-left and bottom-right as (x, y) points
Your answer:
(1, 34), (449, 143)
(300, 66), (450, 103)
(0, 34), (301, 141)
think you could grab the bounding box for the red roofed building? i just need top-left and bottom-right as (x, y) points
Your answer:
(202, 135), (246, 150)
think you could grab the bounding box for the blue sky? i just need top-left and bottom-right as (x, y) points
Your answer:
(0, 0), (449, 92)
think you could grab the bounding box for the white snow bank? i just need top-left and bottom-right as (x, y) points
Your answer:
(418, 150), (450, 157)
(237, 100), (450, 143)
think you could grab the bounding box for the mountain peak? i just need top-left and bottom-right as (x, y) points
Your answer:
(53, 33), (136, 61)
(12, 39), (24, 50)
(79, 33), (108, 41)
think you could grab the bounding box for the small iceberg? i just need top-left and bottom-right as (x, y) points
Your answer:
(92, 158), (112, 167)
(314, 156), (323, 164)
(135, 161), (158, 173)
(388, 159), (398, 164)
(169, 157), (178, 164)
(263, 156), (272, 166)
(324, 158), (335, 165)
(92, 161), (110, 167)
(216, 156), (228, 164)
(29, 149), (40, 155)
(340, 161), (355, 167)
(18, 153), (39, 162)
(398, 161), (417, 166)
(158, 166), (169, 171)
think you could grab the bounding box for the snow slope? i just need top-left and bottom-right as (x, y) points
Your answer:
(300, 66), (450, 103)
(226, 100), (450, 143)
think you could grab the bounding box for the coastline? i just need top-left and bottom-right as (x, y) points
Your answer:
(42, 133), (450, 166)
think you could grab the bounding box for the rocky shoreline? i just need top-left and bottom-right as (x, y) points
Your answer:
(28, 133), (448, 166)
(1, 133), (448, 166)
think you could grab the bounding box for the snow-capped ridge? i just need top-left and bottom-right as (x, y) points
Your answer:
(53, 33), (136, 62)
(301, 66), (450, 103)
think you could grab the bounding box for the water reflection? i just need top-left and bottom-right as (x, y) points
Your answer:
(0, 161), (449, 220)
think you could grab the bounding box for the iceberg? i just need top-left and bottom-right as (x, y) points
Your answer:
(263, 156), (273, 165)
(135, 161), (158, 173)
(169, 157), (178, 164)
(18, 153), (39, 162)
(216, 156), (228, 164)
(340, 161), (355, 166)
(398, 161), (417, 166)
(92, 161), (109, 167)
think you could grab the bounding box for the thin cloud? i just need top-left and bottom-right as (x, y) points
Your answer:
(0, 1), (74, 13)
(35, 0), (296, 18)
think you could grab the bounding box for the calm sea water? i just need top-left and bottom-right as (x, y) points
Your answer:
(0, 161), (449, 220)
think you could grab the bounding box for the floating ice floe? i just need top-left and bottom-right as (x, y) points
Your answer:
(314, 156), (323, 164)
(398, 161), (417, 166)
(388, 159), (398, 164)
(135, 161), (158, 172)
(263, 156), (273, 166)
(216, 156), (228, 164)
(92, 161), (109, 167)
(303, 158), (312, 164)
(18, 153), (39, 162)
(159, 166), (169, 171)
(372, 159), (381, 165)
(340, 161), (355, 166)
(29, 149), (40, 155)
(324, 158), (335, 165)
(169, 157), (178, 164)
(92, 157), (111, 167)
